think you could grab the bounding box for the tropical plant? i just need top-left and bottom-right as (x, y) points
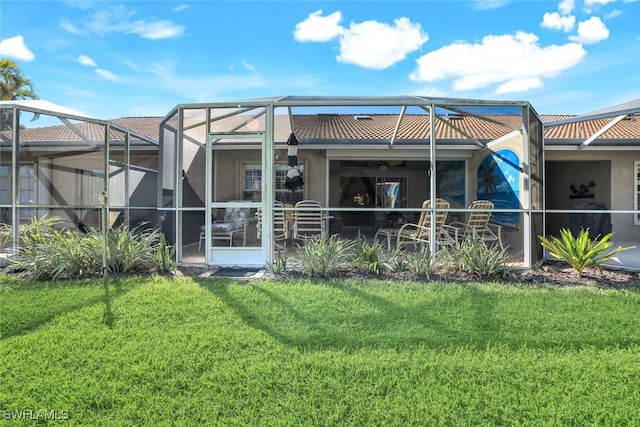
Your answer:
(0, 57), (39, 130)
(267, 250), (288, 275)
(8, 216), (172, 279)
(155, 233), (176, 274)
(539, 228), (632, 276)
(453, 237), (511, 278)
(404, 246), (434, 278)
(296, 235), (353, 277)
(0, 58), (37, 100)
(383, 247), (410, 273)
(351, 233), (387, 275)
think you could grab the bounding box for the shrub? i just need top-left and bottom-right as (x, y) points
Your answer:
(403, 246), (434, 278)
(267, 250), (288, 275)
(156, 233), (177, 274)
(453, 238), (510, 279)
(384, 247), (410, 273)
(296, 235), (353, 277)
(352, 234), (387, 275)
(9, 217), (174, 279)
(539, 228), (632, 276)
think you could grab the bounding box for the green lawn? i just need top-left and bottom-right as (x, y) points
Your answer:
(2, 274), (640, 426)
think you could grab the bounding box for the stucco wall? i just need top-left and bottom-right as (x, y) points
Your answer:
(545, 150), (640, 240)
(212, 148), (326, 203)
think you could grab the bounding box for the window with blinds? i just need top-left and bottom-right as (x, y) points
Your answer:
(242, 163), (305, 204)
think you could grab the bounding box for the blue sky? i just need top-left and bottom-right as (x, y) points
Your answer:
(1, 0), (639, 122)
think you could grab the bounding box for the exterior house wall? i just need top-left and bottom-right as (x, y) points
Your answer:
(545, 150), (640, 240)
(468, 132), (525, 252)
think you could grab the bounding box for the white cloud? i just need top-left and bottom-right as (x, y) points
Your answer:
(294, 11), (428, 70)
(569, 16), (609, 44)
(337, 17), (428, 70)
(172, 5), (188, 12)
(294, 10), (344, 42)
(472, 0), (511, 10)
(585, 0), (617, 6)
(409, 31), (586, 94)
(604, 9), (622, 18)
(541, 12), (576, 31)
(242, 61), (257, 74)
(64, 5), (184, 40)
(558, 0), (575, 15)
(0, 35), (35, 61)
(95, 68), (119, 81)
(126, 20), (185, 40)
(77, 55), (97, 67)
(60, 18), (85, 35)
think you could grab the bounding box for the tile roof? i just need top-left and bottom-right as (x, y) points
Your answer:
(2, 113), (639, 148)
(0, 117), (161, 147)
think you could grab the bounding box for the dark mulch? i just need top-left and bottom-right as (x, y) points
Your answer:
(175, 260), (640, 290)
(4, 260), (639, 290)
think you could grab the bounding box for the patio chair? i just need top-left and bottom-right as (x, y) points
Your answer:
(198, 205), (250, 250)
(293, 200), (325, 240)
(446, 200), (505, 250)
(375, 198), (457, 251)
(255, 201), (289, 249)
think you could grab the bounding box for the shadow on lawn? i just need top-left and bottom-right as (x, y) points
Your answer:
(201, 278), (640, 351)
(1, 278), (134, 339)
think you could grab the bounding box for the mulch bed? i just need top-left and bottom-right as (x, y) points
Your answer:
(176, 260), (640, 290)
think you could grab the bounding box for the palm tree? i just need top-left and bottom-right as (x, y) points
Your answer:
(0, 57), (37, 100)
(0, 57), (39, 129)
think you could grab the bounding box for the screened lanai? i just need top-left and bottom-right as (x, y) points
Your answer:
(0, 100), (159, 261)
(160, 96), (544, 269)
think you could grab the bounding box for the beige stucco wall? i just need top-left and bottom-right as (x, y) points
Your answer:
(545, 150), (640, 240)
(212, 148), (326, 204)
(468, 132), (525, 252)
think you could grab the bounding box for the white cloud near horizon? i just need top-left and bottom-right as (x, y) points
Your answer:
(294, 10), (428, 70)
(409, 31), (586, 94)
(0, 35), (35, 61)
(569, 16), (610, 43)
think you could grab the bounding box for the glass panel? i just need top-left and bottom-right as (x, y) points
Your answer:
(129, 167), (158, 208)
(182, 136), (205, 208)
(109, 127), (126, 165)
(161, 122), (176, 208)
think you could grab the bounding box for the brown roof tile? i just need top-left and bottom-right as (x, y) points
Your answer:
(3, 113), (639, 147)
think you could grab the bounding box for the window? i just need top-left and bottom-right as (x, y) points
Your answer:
(77, 169), (104, 206)
(635, 161), (640, 225)
(0, 165), (9, 205)
(0, 164), (36, 219)
(242, 162), (305, 204)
